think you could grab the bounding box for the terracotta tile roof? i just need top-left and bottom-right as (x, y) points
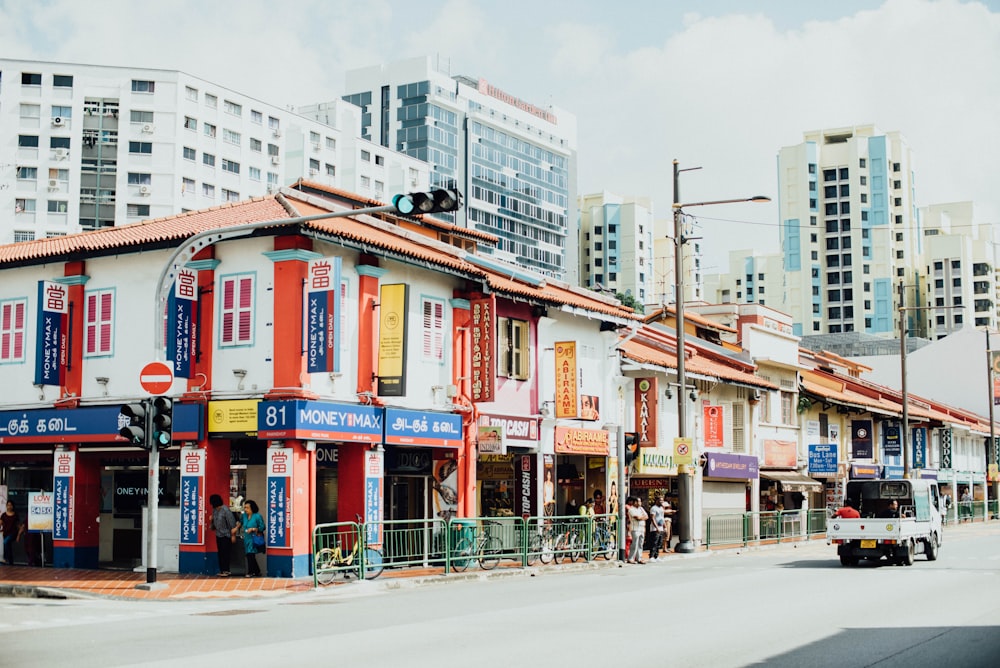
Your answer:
(618, 329), (776, 389)
(643, 305), (738, 333)
(0, 191), (636, 322)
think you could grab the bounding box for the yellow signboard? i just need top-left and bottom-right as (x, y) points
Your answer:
(635, 447), (678, 476)
(673, 437), (693, 466)
(208, 399), (260, 436)
(554, 341), (578, 418)
(377, 283), (409, 396)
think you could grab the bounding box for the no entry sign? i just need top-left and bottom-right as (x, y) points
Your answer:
(140, 361), (174, 395)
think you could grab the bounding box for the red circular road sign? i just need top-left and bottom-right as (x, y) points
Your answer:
(140, 361), (174, 395)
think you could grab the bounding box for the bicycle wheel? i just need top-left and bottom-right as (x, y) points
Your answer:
(540, 534), (555, 564)
(569, 532), (584, 562)
(554, 534), (570, 564)
(363, 548), (384, 579)
(315, 548), (338, 585)
(452, 538), (473, 572)
(526, 532), (541, 566)
(479, 538), (502, 570)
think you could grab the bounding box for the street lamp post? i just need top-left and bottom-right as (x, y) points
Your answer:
(670, 159), (769, 553)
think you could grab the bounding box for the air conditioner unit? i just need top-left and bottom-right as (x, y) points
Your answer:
(266, 185), (277, 194)
(270, 155), (281, 165)
(272, 129), (282, 138)
(52, 117), (65, 127)
(309, 169), (318, 177)
(47, 178), (60, 189)
(141, 123), (155, 133)
(53, 148), (68, 159)
(139, 185), (151, 195)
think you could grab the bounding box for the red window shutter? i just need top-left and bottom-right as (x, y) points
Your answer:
(86, 293), (98, 354)
(221, 279), (235, 343)
(100, 292), (112, 352)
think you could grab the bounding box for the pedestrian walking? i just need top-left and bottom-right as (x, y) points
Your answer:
(240, 499), (266, 577)
(627, 496), (648, 564)
(648, 495), (665, 561)
(209, 494), (238, 576)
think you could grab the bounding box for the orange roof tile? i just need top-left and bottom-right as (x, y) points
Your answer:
(618, 331), (776, 389)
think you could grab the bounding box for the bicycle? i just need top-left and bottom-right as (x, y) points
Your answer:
(525, 522), (556, 565)
(452, 519), (502, 571)
(591, 519), (615, 560)
(554, 520), (584, 564)
(314, 516), (384, 584)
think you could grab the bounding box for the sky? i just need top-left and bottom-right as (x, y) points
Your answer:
(2, 0), (999, 272)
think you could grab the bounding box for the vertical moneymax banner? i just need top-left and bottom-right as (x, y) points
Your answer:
(469, 295), (496, 402)
(306, 257), (341, 374)
(377, 283), (408, 396)
(365, 450), (384, 547)
(35, 281), (68, 386)
(554, 341), (578, 418)
(266, 448), (292, 549)
(52, 450), (75, 540)
(179, 447), (206, 545)
(168, 268), (198, 379)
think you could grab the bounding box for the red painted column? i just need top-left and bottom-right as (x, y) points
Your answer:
(62, 261), (87, 401)
(265, 236), (316, 399)
(450, 297), (477, 518)
(356, 262), (388, 399)
(265, 440), (313, 578)
(51, 447), (101, 568)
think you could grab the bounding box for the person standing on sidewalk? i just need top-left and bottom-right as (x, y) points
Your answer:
(648, 495), (665, 561)
(1, 501), (22, 565)
(240, 500), (266, 577)
(627, 496), (648, 564)
(209, 494), (238, 576)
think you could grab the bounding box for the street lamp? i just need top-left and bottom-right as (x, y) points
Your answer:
(671, 159), (769, 554)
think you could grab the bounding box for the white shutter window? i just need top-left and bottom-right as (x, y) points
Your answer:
(730, 402), (746, 453)
(422, 298), (444, 362)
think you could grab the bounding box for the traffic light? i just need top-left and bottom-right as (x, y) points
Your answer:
(624, 432), (639, 465)
(119, 401), (149, 448)
(391, 188), (461, 216)
(151, 396), (173, 447)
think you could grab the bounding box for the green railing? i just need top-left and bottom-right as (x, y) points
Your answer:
(705, 509), (826, 548)
(312, 520), (365, 585)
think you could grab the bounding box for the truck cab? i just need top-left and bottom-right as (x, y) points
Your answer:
(827, 479), (943, 566)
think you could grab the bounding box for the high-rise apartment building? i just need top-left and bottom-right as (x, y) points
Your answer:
(778, 124), (920, 337)
(703, 249), (785, 310)
(0, 58), (429, 244)
(337, 56), (577, 281)
(578, 192), (654, 305)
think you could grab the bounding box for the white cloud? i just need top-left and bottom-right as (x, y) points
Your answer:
(1, 0), (997, 271)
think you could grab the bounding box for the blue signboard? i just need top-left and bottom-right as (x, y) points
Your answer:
(306, 257), (341, 374)
(384, 407), (463, 448)
(167, 268), (198, 379)
(364, 449), (383, 547)
(34, 281), (67, 386)
(882, 421), (901, 457)
(883, 465), (905, 480)
(808, 444), (838, 475)
(257, 400), (383, 442)
(0, 404), (202, 444)
(53, 449), (75, 540)
(266, 448), (292, 548)
(912, 427), (927, 469)
(179, 448), (205, 545)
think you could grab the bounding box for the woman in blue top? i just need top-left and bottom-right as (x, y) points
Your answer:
(240, 499), (265, 577)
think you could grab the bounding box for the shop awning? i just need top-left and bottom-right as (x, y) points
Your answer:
(760, 470), (823, 492)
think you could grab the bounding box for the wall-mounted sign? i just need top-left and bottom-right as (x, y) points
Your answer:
(635, 447), (676, 476)
(851, 419), (873, 459)
(763, 439), (797, 468)
(256, 400), (382, 442)
(377, 283), (409, 396)
(808, 444), (838, 475)
(477, 425), (505, 455)
(267, 447), (292, 549)
(168, 268), (198, 379)
(34, 280), (68, 387)
(882, 421), (901, 457)
(703, 404), (725, 448)
(554, 342), (578, 418)
(703, 451), (759, 480)
(469, 295), (496, 402)
(634, 378), (657, 448)
(0, 404), (201, 444)
(306, 257), (342, 374)
(554, 427), (609, 456)
(477, 413), (539, 445)
(179, 447), (205, 546)
(53, 449), (75, 540)
(208, 399), (259, 437)
(384, 408), (463, 448)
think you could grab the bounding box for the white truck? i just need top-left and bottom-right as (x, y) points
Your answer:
(827, 479), (943, 567)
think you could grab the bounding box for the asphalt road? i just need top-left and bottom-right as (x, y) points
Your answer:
(3, 525), (999, 667)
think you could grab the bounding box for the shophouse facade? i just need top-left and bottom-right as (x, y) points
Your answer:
(0, 181), (635, 576)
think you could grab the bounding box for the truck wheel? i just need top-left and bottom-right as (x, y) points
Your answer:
(902, 539), (915, 566)
(925, 535), (939, 561)
(839, 554), (858, 567)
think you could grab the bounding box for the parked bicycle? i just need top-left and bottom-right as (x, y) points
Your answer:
(314, 516), (384, 584)
(452, 519), (502, 571)
(554, 520), (585, 564)
(591, 519), (615, 560)
(525, 522), (556, 565)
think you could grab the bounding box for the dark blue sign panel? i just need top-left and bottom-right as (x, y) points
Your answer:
(384, 407), (463, 448)
(808, 444), (838, 475)
(53, 449), (75, 539)
(167, 268), (198, 379)
(883, 465), (904, 479)
(0, 404), (201, 444)
(703, 451), (759, 480)
(851, 420), (873, 459)
(912, 427), (927, 468)
(34, 281), (67, 386)
(179, 448), (205, 545)
(256, 400), (382, 442)
(882, 421), (901, 457)
(266, 448), (292, 548)
(306, 257), (341, 374)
